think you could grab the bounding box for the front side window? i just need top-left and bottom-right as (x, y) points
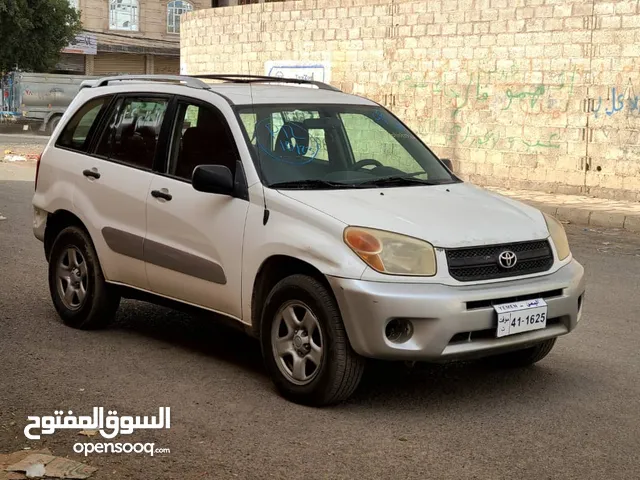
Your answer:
(167, 0), (193, 34)
(109, 0), (139, 31)
(237, 104), (457, 189)
(56, 96), (112, 152)
(95, 96), (168, 169)
(167, 101), (238, 181)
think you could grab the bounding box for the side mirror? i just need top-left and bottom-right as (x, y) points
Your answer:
(192, 165), (234, 196)
(441, 158), (454, 172)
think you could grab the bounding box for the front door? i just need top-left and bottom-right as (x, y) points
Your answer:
(144, 97), (250, 319)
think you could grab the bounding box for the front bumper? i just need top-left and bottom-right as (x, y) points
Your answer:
(328, 259), (585, 362)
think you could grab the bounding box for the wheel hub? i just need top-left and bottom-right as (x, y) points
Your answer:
(271, 302), (324, 386)
(293, 330), (310, 356)
(56, 246), (88, 311)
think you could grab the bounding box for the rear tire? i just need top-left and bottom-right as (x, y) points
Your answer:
(486, 338), (557, 368)
(48, 226), (120, 329)
(260, 274), (365, 406)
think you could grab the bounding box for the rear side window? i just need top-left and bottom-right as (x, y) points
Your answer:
(95, 96), (169, 170)
(56, 96), (112, 152)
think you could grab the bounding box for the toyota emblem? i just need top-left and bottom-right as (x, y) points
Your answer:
(498, 250), (517, 269)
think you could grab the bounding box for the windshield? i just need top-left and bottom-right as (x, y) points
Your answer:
(235, 104), (459, 189)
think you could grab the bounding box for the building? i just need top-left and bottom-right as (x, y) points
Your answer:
(54, 0), (209, 76)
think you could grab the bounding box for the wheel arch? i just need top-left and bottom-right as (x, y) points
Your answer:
(44, 209), (90, 261)
(250, 255), (336, 339)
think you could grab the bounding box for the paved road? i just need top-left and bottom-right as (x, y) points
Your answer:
(1, 173), (639, 480)
(0, 133), (49, 147)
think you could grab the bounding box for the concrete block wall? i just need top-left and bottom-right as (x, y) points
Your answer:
(182, 0), (640, 201)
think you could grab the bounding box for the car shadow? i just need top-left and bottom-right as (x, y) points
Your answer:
(111, 299), (577, 410)
(112, 299), (266, 376)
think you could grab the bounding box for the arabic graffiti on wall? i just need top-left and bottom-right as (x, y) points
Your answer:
(396, 58), (640, 154)
(591, 86), (640, 118)
(409, 117), (562, 151)
(397, 64), (578, 120)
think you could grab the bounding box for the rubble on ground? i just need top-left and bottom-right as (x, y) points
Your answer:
(0, 449), (97, 480)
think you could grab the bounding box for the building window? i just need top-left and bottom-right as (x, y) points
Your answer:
(109, 0), (139, 31)
(167, 0), (193, 34)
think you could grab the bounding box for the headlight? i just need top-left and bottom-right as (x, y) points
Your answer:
(343, 226), (437, 276)
(543, 213), (571, 261)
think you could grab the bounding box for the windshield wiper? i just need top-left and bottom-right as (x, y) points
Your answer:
(355, 175), (447, 187)
(269, 179), (354, 190)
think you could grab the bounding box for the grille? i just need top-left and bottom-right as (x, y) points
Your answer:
(446, 240), (554, 282)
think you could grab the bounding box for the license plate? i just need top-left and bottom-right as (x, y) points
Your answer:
(494, 298), (548, 338)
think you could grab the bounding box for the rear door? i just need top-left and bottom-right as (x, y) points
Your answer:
(71, 93), (172, 289)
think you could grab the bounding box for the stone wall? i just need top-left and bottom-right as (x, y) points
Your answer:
(182, 0), (640, 201)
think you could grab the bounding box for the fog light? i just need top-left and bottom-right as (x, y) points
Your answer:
(385, 319), (414, 344)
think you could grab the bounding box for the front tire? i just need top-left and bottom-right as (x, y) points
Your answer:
(48, 226), (121, 329)
(260, 274), (365, 406)
(486, 338), (557, 368)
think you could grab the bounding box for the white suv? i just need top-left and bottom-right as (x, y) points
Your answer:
(33, 74), (585, 406)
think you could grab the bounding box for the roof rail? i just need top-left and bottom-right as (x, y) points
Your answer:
(79, 73), (342, 93)
(189, 74), (342, 92)
(82, 75), (211, 90)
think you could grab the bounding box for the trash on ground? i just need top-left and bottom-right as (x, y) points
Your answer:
(3, 450), (97, 480)
(78, 430), (97, 437)
(3, 155), (27, 162)
(0, 450), (51, 480)
(25, 463), (45, 478)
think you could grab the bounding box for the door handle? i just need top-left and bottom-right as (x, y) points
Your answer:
(151, 189), (172, 201)
(82, 169), (100, 179)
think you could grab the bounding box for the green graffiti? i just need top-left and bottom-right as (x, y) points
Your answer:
(503, 85), (546, 110)
(475, 71), (489, 102)
(447, 123), (470, 144)
(476, 130), (500, 148)
(398, 75), (430, 90)
(433, 125), (562, 151)
(520, 133), (561, 149)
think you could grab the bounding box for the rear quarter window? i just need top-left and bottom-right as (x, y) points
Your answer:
(56, 96), (112, 153)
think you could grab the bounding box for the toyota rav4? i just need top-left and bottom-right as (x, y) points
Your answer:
(32, 74), (585, 406)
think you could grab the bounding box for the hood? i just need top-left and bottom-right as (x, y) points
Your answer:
(277, 183), (549, 248)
